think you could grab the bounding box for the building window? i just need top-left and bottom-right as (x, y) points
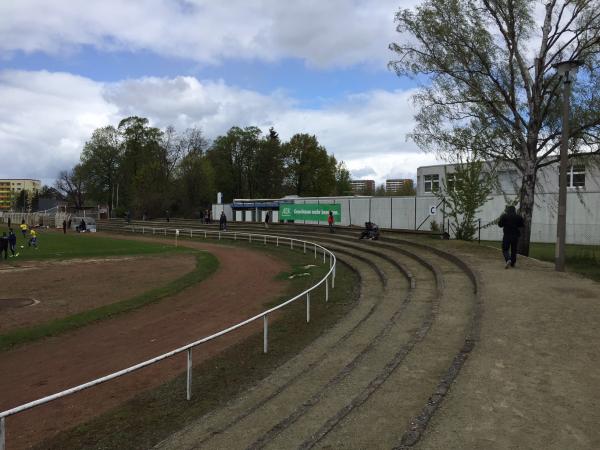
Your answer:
(561, 165), (586, 188)
(571, 165), (585, 187)
(424, 174), (439, 193)
(446, 174), (456, 191)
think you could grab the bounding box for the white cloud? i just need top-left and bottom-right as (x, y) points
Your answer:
(0, 0), (410, 68)
(0, 70), (118, 182)
(0, 70), (442, 185)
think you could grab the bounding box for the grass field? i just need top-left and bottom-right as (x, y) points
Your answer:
(0, 226), (188, 262)
(485, 241), (600, 282)
(35, 239), (360, 450)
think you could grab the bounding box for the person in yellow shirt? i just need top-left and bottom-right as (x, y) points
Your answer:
(28, 229), (38, 249)
(20, 220), (28, 238)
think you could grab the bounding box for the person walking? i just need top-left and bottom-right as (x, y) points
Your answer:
(498, 205), (524, 269)
(0, 232), (8, 260)
(7, 217), (11, 229)
(264, 211), (270, 229)
(327, 210), (335, 233)
(62, 219), (67, 234)
(8, 229), (18, 257)
(20, 219), (28, 238)
(219, 211), (227, 231)
(28, 229), (38, 249)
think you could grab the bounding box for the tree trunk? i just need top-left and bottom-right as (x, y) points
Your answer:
(517, 160), (537, 256)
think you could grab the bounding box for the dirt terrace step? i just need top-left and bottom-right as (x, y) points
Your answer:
(101, 223), (479, 449)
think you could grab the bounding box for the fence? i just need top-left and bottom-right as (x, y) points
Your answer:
(217, 191), (600, 245)
(0, 228), (337, 450)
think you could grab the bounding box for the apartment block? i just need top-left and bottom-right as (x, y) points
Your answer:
(0, 179), (41, 211)
(349, 179), (375, 194)
(386, 178), (413, 193)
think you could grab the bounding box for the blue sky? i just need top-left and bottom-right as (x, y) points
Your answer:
(0, 0), (441, 186)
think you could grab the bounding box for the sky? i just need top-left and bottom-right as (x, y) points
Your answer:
(0, 0), (443, 187)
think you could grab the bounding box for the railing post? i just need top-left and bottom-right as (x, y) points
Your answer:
(263, 315), (268, 354)
(153, 228), (155, 235)
(219, 231), (221, 240)
(276, 237), (279, 246)
(142, 226), (145, 234)
(306, 292), (310, 323)
(290, 239), (293, 250)
(164, 228), (167, 236)
(249, 234), (252, 243)
(325, 276), (329, 302)
(204, 231), (207, 239)
(1, 416), (5, 450)
(264, 235), (266, 245)
(314, 244), (316, 259)
(304, 242), (306, 254)
(190, 229), (193, 238)
(329, 253), (332, 268)
(323, 249), (326, 263)
(186, 348), (192, 401)
(234, 232), (237, 241)
(332, 264), (336, 289)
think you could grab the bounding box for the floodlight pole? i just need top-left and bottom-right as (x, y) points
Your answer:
(554, 60), (583, 272)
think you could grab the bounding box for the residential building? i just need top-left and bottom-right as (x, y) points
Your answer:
(386, 178), (413, 193)
(0, 179), (41, 211)
(350, 179), (375, 194)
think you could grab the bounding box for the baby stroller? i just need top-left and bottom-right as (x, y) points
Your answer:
(359, 222), (380, 240)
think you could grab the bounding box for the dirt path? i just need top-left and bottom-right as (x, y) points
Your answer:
(0, 254), (197, 332)
(0, 238), (288, 450)
(416, 241), (600, 450)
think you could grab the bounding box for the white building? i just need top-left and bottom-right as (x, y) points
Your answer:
(416, 159), (600, 244)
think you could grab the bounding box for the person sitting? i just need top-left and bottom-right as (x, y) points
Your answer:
(77, 219), (87, 233)
(359, 222), (380, 240)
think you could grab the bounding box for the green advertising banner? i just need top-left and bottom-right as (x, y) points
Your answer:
(279, 203), (342, 221)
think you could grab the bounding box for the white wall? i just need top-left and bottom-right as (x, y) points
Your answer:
(216, 190), (600, 244)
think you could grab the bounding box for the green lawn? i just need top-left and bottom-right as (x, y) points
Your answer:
(486, 241), (600, 282)
(0, 227), (187, 262)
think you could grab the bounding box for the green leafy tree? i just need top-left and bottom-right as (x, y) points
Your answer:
(375, 183), (386, 196)
(437, 153), (496, 240)
(117, 116), (170, 216)
(390, 0), (600, 255)
(254, 127), (286, 198)
(334, 162), (353, 196)
(283, 133), (337, 196)
(207, 126), (262, 201)
(79, 125), (121, 214)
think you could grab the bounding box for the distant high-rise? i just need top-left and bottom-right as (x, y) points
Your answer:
(0, 179), (41, 211)
(349, 179), (375, 194)
(386, 178), (413, 193)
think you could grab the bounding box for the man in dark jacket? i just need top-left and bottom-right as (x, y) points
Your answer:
(0, 232), (8, 260)
(498, 205), (525, 268)
(8, 229), (18, 257)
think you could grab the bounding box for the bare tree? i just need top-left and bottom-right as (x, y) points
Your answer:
(390, 0), (600, 254)
(55, 165), (86, 209)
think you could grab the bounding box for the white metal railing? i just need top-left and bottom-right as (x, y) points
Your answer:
(0, 227), (336, 450)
